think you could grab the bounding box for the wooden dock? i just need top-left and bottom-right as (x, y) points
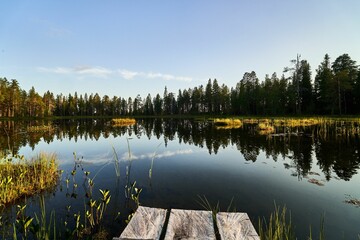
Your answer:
(113, 206), (260, 240)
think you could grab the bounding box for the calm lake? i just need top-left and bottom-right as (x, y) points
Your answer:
(1, 118), (360, 239)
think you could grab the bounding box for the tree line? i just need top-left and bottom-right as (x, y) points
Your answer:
(1, 53), (359, 118)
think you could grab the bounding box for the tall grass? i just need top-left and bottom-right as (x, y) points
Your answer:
(213, 118), (242, 129)
(0, 153), (59, 206)
(112, 146), (121, 178)
(149, 143), (162, 179)
(258, 122), (275, 135)
(259, 204), (326, 240)
(111, 118), (136, 126)
(258, 205), (295, 240)
(27, 125), (54, 132)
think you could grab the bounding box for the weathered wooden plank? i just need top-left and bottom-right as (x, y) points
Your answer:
(164, 209), (216, 240)
(216, 212), (260, 240)
(114, 206), (167, 240)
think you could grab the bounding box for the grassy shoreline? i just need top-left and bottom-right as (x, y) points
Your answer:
(1, 114), (360, 122)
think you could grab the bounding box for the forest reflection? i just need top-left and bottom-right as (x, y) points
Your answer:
(1, 118), (359, 182)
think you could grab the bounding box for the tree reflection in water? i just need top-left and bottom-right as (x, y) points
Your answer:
(1, 118), (359, 181)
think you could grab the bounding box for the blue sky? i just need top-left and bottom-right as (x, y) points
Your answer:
(1, 1), (359, 98)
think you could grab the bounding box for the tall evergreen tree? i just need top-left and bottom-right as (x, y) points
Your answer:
(314, 54), (334, 114)
(153, 94), (162, 115)
(205, 79), (212, 113)
(300, 60), (313, 114)
(331, 54), (358, 114)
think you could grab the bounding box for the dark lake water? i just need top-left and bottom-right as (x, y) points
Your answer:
(1, 118), (360, 239)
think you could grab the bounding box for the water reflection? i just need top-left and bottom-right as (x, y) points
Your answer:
(1, 118), (359, 181)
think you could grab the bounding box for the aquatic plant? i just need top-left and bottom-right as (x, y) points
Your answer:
(31, 196), (57, 240)
(197, 195), (220, 220)
(213, 118), (242, 129)
(344, 194), (360, 207)
(149, 142), (162, 179)
(112, 146), (121, 178)
(308, 215), (325, 240)
(308, 178), (325, 186)
(273, 118), (321, 127)
(257, 122), (275, 135)
(259, 204), (327, 240)
(258, 205), (295, 240)
(27, 125), (54, 133)
(12, 196), (57, 240)
(111, 118), (136, 126)
(0, 152), (59, 206)
(197, 195), (235, 239)
(85, 189), (111, 230)
(213, 118), (242, 130)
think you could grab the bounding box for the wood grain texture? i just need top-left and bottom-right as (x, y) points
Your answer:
(164, 209), (216, 240)
(115, 206), (167, 240)
(216, 212), (260, 240)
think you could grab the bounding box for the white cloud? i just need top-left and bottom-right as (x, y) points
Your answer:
(118, 70), (193, 82)
(37, 66), (112, 78)
(58, 149), (195, 166)
(121, 149), (194, 161)
(74, 66), (112, 78)
(118, 69), (139, 80)
(37, 66), (193, 82)
(145, 72), (192, 82)
(38, 67), (71, 74)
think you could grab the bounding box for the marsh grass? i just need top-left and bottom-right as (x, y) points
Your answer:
(240, 117), (360, 138)
(259, 204), (327, 240)
(197, 197), (328, 240)
(149, 143), (162, 179)
(273, 118), (321, 127)
(258, 122), (275, 135)
(0, 153), (59, 206)
(112, 146), (121, 178)
(213, 118), (242, 129)
(27, 125), (54, 132)
(197, 195), (235, 240)
(258, 205), (295, 240)
(111, 118), (136, 126)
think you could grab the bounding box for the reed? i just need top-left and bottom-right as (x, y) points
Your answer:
(258, 122), (275, 135)
(258, 204), (327, 240)
(111, 118), (136, 126)
(0, 153), (59, 206)
(213, 118), (242, 129)
(273, 118), (321, 127)
(149, 143), (162, 179)
(112, 146), (121, 178)
(27, 125), (54, 132)
(258, 204), (295, 240)
(243, 119), (259, 124)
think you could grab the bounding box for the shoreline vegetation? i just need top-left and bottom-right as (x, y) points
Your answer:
(213, 118), (242, 129)
(0, 152), (59, 207)
(111, 118), (136, 126)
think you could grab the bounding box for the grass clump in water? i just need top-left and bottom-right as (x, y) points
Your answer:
(258, 122), (275, 135)
(0, 152), (59, 206)
(273, 118), (321, 127)
(213, 118), (242, 129)
(259, 204), (326, 240)
(111, 118), (136, 126)
(258, 205), (295, 240)
(27, 125), (54, 132)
